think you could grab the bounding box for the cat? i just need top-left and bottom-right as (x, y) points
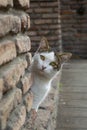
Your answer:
(30, 37), (72, 112)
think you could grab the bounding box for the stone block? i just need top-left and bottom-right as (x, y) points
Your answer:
(0, 14), (21, 37)
(0, 40), (17, 66)
(20, 14), (30, 31)
(15, 35), (31, 54)
(0, 88), (22, 130)
(0, 56), (27, 93)
(20, 73), (33, 94)
(0, 0), (13, 8)
(23, 91), (33, 112)
(0, 78), (4, 100)
(25, 53), (32, 67)
(0, 92), (2, 100)
(0, 78), (3, 92)
(6, 105), (26, 130)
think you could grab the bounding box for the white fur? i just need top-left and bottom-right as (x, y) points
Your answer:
(30, 52), (61, 111)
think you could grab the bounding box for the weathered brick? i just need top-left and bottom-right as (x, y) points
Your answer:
(15, 35), (31, 54)
(34, 8), (53, 13)
(23, 91), (33, 112)
(26, 53), (32, 67)
(47, 36), (58, 41)
(13, 0), (30, 9)
(0, 14), (21, 37)
(6, 105), (26, 130)
(61, 10), (75, 15)
(0, 88), (22, 130)
(20, 73), (33, 94)
(20, 13), (30, 31)
(0, 56), (27, 93)
(28, 31), (37, 36)
(0, 78), (4, 100)
(19, 53), (32, 68)
(40, 2), (58, 7)
(0, 0), (13, 8)
(42, 13), (58, 18)
(0, 78), (3, 92)
(30, 3), (38, 8)
(30, 36), (41, 42)
(34, 19), (52, 25)
(40, 24), (59, 30)
(0, 40), (16, 66)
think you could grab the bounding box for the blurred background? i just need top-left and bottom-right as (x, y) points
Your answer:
(27, 0), (87, 58)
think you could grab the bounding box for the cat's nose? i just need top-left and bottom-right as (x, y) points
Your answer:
(42, 66), (46, 70)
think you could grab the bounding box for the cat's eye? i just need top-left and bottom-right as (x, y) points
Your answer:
(40, 55), (45, 61)
(49, 62), (57, 67)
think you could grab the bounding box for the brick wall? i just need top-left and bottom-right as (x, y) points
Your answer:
(27, 0), (62, 52)
(60, 0), (87, 58)
(0, 0), (33, 130)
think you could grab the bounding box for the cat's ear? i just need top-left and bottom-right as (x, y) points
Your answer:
(59, 53), (72, 63)
(55, 52), (72, 63)
(37, 37), (51, 52)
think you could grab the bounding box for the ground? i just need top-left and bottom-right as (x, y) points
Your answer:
(56, 60), (87, 130)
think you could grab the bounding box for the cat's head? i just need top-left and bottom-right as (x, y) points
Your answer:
(31, 37), (72, 79)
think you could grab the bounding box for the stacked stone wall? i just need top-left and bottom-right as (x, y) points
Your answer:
(0, 1), (61, 130)
(0, 0), (33, 130)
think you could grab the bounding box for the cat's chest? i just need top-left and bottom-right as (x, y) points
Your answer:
(40, 82), (50, 90)
(35, 80), (51, 90)
(32, 76), (51, 92)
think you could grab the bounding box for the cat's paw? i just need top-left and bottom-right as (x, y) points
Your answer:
(31, 109), (37, 121)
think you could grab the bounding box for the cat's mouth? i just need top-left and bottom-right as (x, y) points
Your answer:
(38, 69), (45, 75)
(39, 69), (44, 73)
(39, 66), (46, 73)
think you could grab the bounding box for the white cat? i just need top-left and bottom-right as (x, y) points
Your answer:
(30, 37), (72, 112)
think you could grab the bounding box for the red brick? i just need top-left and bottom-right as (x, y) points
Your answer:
(42, 13), (58, 18)
(34, 8), (53, 13)
(61, 10), (75, 15)
(34, 19), (52, 25)
(30, 3), (38, 8)
(40, 2), (58, 7)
